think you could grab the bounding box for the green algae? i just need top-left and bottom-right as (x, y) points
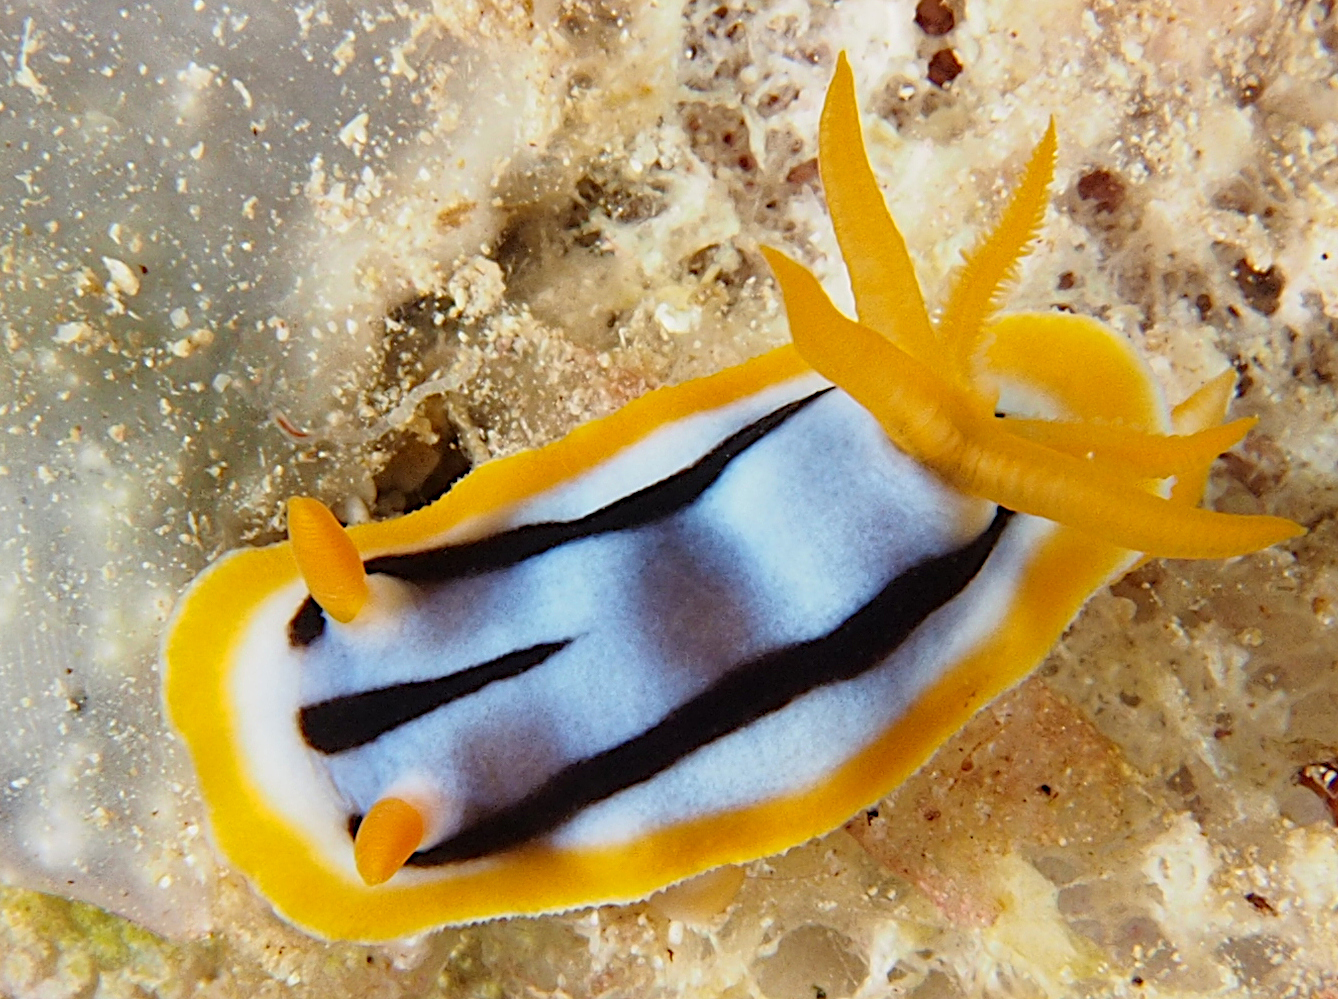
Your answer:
(0, 884), (219, 997)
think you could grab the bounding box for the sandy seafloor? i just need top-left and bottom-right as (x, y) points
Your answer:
(2, 0), (1338, 995)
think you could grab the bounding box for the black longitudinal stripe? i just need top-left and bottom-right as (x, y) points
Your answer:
(406, 507), (1014, 867)
(362, 388), (833, 584)
(286, 389), (831, 648)
(300, 641), (571, 754)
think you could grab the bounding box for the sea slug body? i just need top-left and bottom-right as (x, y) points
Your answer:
(163, 53), (1302, 941)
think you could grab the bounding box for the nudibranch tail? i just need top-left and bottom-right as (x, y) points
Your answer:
(354, 797), (426, 886)
(820, 52), (937, 367)
(937, 119), (1058, 390)
(761, 243), (1304, 558)
(287, 496), (368, 624)
(983, 312), (1162, 426)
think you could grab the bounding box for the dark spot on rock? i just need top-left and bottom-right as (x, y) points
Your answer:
(1232, 258), (1285, 315)
(786, 158), (820, 187)
(1077, 169), (1125, 213)
(915, 0), (955, 35)
(1213, 178), (1262, 216)
(922, 807), (940, 821)
(560, 198), (591, 232)
(1195, 293), (1213, 320)
(1119, 690), (1141, 707)
(1229, 353), (1254, 396)
(575, 175), (603, 204)
(1109, 561), (1165, 621)
(1245, 892), (1277, 915)
(927, 48), (962, 87)
(1038, 784), (1054, 797)
(1302, 323), (1338, 384)
(1056, 271), (1075, 290)
(684, 244), (719, 276)
(757, 83), (800, 118)
(609, 189), (665, 223)
(1166, 764), (1197, 798)
(572, 173), (664, 224)
(491, 210), (545, 283)
(681, 101), (756, 174)
(556, 0), (626, 44)
(1237, 74), (1265, 107)
(1220, 446), (1289, 499)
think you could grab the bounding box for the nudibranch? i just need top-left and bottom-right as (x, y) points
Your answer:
(163, 54), (1303, 941)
